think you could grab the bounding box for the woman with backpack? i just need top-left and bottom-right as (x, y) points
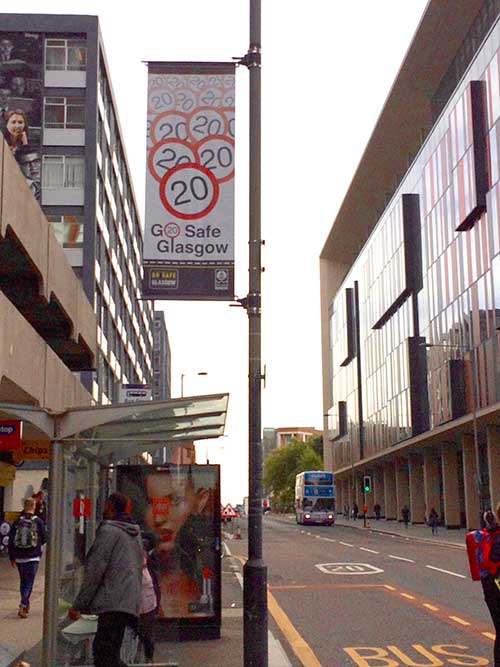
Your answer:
(8, 497), (46, 618)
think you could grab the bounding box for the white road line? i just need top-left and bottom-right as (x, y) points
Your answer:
(339, 541), (354, 547)
(359, 547), (379, 554)
(388, 555), (415, 563)
(320, 538), (337, 543)
(223, 541), (232, 557)
(425, 565), (466, 578)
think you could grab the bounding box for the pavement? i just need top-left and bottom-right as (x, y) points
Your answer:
(0, 515), (470, 666)
(0, 527), (292, 667)
(328, 514), (468, 548)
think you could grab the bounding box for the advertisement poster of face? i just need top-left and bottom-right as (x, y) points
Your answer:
(0, 33), (42, 201)
(117, 464), (220, 621)
(142, 64), (235, 300)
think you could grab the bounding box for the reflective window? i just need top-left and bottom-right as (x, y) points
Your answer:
(45, 38), (86, 71)
(46, 214), (84, 248)
(44, 96), (85, 129)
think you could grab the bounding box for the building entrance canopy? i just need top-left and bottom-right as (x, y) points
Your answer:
(0, 392), (229, 462)
(0, 393), (228, 666)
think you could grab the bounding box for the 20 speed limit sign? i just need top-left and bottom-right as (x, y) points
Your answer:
(159, 162), (219, 220)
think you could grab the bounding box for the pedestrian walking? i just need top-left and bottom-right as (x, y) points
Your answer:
(428, 508), (439, 535)
(374, 504), (381, 520)
(8, 497), (46, 618)
(479, 507), (500, 667)
(352, 503), (359, 520)
(401, 505), (410, 528)
(68, 492), (143, 667)
(136, 533), (161, 663)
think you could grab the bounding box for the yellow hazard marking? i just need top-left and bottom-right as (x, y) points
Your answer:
(482, 632), (495, 640)
(449, 616), (471, 626)
(400, 593), (415, 600)
(384, 585), (396, 590)
(267, 589), (321, 667)
(423, 603), (439, 611)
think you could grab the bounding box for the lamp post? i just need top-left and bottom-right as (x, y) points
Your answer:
(180, 371), (208, 398)
(422, 342), (484, 525)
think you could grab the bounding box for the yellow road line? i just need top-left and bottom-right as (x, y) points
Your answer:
(449, 615), (471, 626)
(482, 632), (495, 640)
(401, 593), (415, 600)
(423, 603), (439, 611)
(267, 589), (321, 667)
(384, 585), (396, 590)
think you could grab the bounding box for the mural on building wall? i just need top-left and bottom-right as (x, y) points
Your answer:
(0, 32), (42, 200)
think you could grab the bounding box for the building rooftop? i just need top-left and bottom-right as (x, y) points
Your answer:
(320, 0), (485, 267)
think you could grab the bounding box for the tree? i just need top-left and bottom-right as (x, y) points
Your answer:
(263, 438), (323, 512)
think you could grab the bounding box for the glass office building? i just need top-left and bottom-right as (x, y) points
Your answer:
(321, 0), (500, 529)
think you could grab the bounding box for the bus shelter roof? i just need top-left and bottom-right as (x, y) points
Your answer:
(0, 393), (229, 463)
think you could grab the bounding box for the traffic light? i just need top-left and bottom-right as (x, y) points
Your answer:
(363, 475), (372, 493)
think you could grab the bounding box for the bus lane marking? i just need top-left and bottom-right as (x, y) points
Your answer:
(267, 589), (321, 667)
(425, 565), (467, 578)
(383, 584), (494, 643)
(344, 645), (489, 667)
(449, 616), (471, 626)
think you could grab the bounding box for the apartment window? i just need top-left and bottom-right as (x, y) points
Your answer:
(42, 156), (85, 189)
(45, 39), (87, 71)
(46, 214), (84, 248)
(44, 96), (85, 129)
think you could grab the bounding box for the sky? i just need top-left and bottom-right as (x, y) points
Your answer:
(3, 1), (429, 504)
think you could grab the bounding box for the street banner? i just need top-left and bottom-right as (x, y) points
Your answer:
(143, 62), (236, 300)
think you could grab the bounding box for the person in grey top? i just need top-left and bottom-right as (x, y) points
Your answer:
(69, 492), (142, 667)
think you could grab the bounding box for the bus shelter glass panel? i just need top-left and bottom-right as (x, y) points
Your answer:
(117, 464), (222, 641)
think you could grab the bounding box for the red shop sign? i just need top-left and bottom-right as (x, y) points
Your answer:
(0, 421), (23, 451)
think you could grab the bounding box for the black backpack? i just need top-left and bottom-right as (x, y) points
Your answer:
(14, 515), (38, 549)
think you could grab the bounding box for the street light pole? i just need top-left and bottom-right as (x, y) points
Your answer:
(180, 371), (208, 398)
(243, 1), (267, 665)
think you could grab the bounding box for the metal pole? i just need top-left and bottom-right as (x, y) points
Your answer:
(243, 1), (267, 665)
(181, 374), (185, 398)
(41, 440), (64, 667)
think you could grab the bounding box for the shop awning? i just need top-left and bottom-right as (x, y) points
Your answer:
(0, 393), (229, 463)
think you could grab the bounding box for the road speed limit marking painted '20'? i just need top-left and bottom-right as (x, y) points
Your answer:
(159, 162), (219, 220)
(316, 563), (384, 575)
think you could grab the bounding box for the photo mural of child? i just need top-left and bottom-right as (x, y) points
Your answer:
(117, 464), (219, 620)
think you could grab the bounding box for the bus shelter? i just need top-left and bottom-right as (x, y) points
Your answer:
(0, 393), (229, 666)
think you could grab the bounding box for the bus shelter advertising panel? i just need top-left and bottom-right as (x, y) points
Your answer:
(142, 62), (235, 300)
(117, 464), (221, 640)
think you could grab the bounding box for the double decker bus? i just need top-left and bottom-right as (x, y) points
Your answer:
(295, 470), (335, 525)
